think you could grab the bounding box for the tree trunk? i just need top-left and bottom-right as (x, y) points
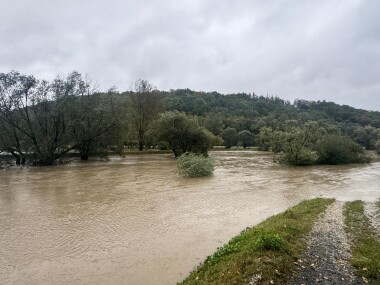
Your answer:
(80, 153), (89, 160)
(80, 143), (90, 160)
(10, 151), (21, 165)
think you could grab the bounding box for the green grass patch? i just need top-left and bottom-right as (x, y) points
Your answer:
(344, 201), (380, 282)
(179, 198), (334, 285)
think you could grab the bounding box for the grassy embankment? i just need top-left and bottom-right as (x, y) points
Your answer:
(344, 201), (380, 283)
(179, 198), (334, 285)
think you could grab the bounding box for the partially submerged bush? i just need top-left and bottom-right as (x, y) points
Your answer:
(279, 149), (319, 166)
(157, 141), (169, 150)
(376, 141), (380, 155)
(316, 135), (370, 164)
(177, 153), (214, 178)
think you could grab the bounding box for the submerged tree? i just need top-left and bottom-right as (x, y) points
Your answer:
(352, 126), (380, 150)
(261, 120), (370, 166)
(376, 140), (380, 154)
(316, 134), (369, 164)
(150, 111), (214, 157)
(238, 130), (253, 148)
(128, 79), (162, 151)
(0, 71), (124, 165)
(221, 127), (238, 149)
(0, 71), (65, 165)
(257, 127), (273, 151)
(68, 79), (125, 160)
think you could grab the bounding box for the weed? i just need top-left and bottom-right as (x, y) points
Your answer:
(344, 201), (380, 281)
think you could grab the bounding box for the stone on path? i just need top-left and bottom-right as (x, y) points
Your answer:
(287, 201), (361, 285)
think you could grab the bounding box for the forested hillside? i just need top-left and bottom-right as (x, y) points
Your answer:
(1, 71), (380, 165)
(157, 89), (380, 133)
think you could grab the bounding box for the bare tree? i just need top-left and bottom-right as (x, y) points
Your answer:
(0, 71), (124, 165)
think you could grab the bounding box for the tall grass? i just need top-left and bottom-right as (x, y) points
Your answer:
(344, 201), (380, 282)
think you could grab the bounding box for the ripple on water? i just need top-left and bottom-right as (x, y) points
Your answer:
(0, 152), (379, 284)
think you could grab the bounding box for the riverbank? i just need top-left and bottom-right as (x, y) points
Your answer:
(2, 148), (378, 170)
(180, 199), (380, 285)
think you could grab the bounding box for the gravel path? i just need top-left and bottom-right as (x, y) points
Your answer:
(287, 201), (361, 285)
(363, 202), (380, 237)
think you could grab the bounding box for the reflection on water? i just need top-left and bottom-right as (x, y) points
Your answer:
(1, 151), (379, 284)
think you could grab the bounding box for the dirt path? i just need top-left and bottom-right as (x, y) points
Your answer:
(363, 202), (380, 237)
(287, 201), (361, 285)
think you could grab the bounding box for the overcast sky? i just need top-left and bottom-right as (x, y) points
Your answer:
(1, 0), (380, 111)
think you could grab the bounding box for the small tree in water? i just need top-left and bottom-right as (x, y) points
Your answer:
(128, 79), (162, 151)
(150, 111), (214, 157)
(177, 153), (214, 178)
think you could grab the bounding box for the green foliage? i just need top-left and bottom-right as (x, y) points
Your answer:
(0, 71), (124, 165)
(128, 79), (162, 151)
(270, 130), (286, 153)
(254, 231), (284, 251)
(211, 135), (224, 146)
(376, 141), (380, 154)
(151, 111), (215, 157)
(316, 135), (369, 164)
(279, 148), (319, 166)
(237, 130), (253, 148)
(3, 70), (380, 165)
(199, 112), (224, 135)
(344, 201), (380, 281)
(157, 141), (169, 150)
(177, 153), (214, 178)
(180, 198), (334, 285)
(221, 127), (238, 148)
(265, 120), (370, 166)
(353, 126), (380, 150)
(276, 121), (324, 165)
(258, 127), (273, 151)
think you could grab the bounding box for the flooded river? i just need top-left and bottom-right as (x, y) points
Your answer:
(1, 151), (379, 284)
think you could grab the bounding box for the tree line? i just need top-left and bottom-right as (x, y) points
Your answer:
(1, 71), (380, 166)
(0, 71), (124, 165)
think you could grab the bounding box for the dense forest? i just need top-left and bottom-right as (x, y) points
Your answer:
(1, 71), (380, 166)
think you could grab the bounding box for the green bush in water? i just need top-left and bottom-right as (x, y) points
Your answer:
(157, 141), (169, 150)
(376, 140), (380, 155)
(316, 135), (370, 164)
(279, 148), (319, 166)
(177, 153), (214, 178)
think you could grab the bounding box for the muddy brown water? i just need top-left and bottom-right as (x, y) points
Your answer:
(1, 151), (379, 285)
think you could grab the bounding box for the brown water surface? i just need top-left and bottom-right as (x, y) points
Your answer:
(1, 151), (379, 284)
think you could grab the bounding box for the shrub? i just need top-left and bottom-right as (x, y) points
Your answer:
(221, 127), (238, 149)
(157, 141), (169, 150)
(376, 141), (380, 155)
(254, 231), (284, 251)
(279, 148), (319, 166)
(177, 153), (214, 178)
(316, 135), (370, 164)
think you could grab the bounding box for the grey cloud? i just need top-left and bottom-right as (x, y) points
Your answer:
(1, 0), (380, 110)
